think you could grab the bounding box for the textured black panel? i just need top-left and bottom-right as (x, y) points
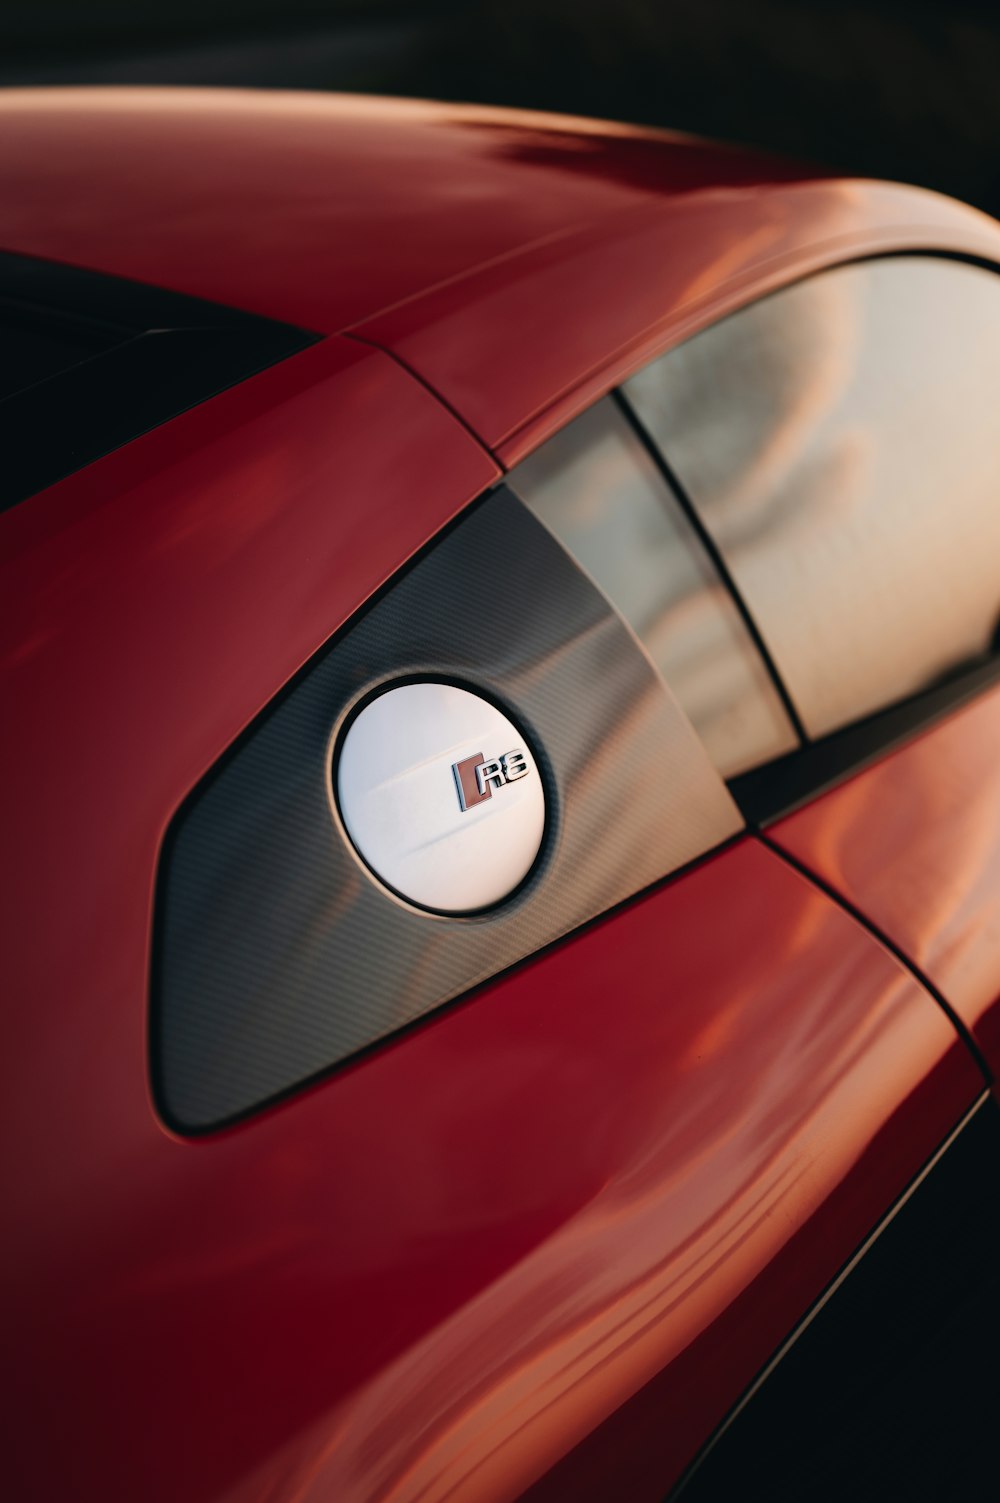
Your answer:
(675, 1098), (1000, 1501)
(153, 488), (740, 1131)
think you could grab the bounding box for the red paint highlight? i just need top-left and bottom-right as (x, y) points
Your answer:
(454, 752), (490, 810)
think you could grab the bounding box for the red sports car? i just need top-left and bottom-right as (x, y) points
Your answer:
(3, 88), (1000, 1501)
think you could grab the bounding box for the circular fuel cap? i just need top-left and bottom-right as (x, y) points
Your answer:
(335, 682), (546, 914)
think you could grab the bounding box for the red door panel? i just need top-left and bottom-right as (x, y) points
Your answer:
(2, 830), (978, 1502)
(771, 684), (1000, 1079)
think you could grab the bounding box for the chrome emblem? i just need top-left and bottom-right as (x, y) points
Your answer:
(453, 749), (531, 811)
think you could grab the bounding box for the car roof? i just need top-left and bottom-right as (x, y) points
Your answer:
(2, 87), (998, 457)
(0, 87), (810, 332)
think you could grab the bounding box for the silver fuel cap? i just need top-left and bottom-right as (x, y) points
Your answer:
(335, 681), (546, 913)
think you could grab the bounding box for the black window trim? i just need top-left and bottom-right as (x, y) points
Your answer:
(729, 650), (1000, 826)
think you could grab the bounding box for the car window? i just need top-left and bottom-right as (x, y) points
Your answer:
(507, 395), (799, 778)
(622, 256), (1000, 739)
(0, 248), (314, 512)
(0, 306), (119, 402)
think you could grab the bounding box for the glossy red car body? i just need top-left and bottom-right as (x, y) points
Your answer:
(2, 89), (999, 1502)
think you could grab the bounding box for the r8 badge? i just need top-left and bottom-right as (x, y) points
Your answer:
(336, 682), (546, 913)
(453, 749), (531, 811)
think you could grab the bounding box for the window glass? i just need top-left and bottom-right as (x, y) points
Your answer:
(507, 396), (799, 778)
(0, 306), (117, 401)
(624, 257), (1000, 739)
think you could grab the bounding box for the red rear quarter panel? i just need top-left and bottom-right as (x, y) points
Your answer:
(0, 820), (977, 1501)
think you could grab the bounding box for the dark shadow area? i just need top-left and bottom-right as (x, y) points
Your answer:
(2, 1), (998, 218)
(676, 1098), (1000, 1501)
